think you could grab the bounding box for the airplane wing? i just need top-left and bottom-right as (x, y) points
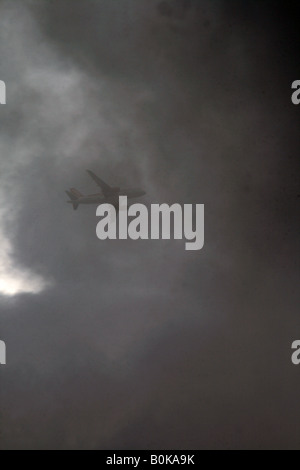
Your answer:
(86, 170), (112, 196)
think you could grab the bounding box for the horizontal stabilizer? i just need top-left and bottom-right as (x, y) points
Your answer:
(70, 188), (83, 198)
(66, 191), (79, 210)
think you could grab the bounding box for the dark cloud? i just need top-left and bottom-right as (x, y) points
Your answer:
(157, 0), (192, 20)
(0, 0), (299, 449)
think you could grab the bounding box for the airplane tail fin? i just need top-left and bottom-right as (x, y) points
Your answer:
(70, 188), (83, 198)
(66, 190), (79, 210)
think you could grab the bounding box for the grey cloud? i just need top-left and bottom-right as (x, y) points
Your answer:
(0, 0), (299, 449)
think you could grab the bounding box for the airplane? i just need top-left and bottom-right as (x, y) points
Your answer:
(66, 170), (146, 210)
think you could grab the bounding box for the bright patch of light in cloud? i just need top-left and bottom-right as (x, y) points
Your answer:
(0, 235), (50, 296)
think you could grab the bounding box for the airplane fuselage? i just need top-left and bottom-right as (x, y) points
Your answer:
(66, 171), (146, 210)
(69, 189), (146, 206)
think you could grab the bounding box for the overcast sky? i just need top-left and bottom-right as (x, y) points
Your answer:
(0, 0), (299, 449)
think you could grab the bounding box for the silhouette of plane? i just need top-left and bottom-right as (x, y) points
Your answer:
(66, 170), (146, 210)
